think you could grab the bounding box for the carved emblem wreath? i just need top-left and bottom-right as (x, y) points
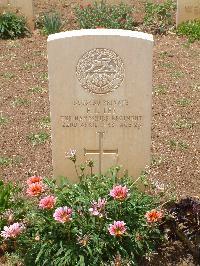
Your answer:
(76, 48), (125, 95)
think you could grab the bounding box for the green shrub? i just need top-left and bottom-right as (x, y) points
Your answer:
(42, 12), (62, 35)
(177, 20), (200, 42)
(0, 181), (12, 213)
(0, 181), (24, 243)
(144, 0), (176, 34)
(75, 1), (135, 30)
(22, 175), (164, 265)
(0, 180), (13, 248)
(0, 158), (167, 265)
(27, 132), (50, 146)
(0, 149), (171, 265)
(0, 12), (28, 39)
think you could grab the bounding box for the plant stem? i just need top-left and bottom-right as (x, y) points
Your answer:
(90, 166), (93, 176)
(129, 175), (142, 188)
(74, 162), (79, 178)
(119, 202), (122, 217)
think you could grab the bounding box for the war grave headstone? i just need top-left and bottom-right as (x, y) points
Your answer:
(0, 0), (34, 30)
(176, 0), (200, 26)
(48, 29), (153, 182)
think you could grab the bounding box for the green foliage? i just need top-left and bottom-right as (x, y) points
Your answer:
(3, 72), (15, 79)
(169, 140), (189, 150)
(75, 1), (135, 30)
(173, 119), (193, 129)
(0, 181), (12, 236)
(177, 20), (200, 42)
(171, 70), (184, 79)
(0, 181), (12, 212)
(41, 12), (62, 35)
(0, 154), (168, 264)
(144, 0), (176, 34)
(29, 86), (46, 94)
(23, 62), (35, 70)
(153, 84), (167, 95)
(192, 83), (200, 92)
(0, 156), (12, 166)
(27, 132), (50, 146)
(8, 167), (165, 266)
(176, 98), (191, 107)
(4, 252), (24, 266)
(0, 115), (9, 125)
(151, 155), (165, 167)
(12, 98), (30, 107)
(0, 12), (28, 39)
(0, 156), (23, 166)
(0, 181), (24, 238)
(39, 72), (48, 81)
(40, 116), (51, 128)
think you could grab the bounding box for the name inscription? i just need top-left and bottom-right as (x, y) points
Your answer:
(60, 99), (143, 129)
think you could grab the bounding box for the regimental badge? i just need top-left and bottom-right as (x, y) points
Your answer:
(76, 48), (125, 95)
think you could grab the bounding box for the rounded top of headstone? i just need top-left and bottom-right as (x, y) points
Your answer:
(47, 29), (154, 43)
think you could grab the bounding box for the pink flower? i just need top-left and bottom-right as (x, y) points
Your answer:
(39, 196), (56, 210)
(26, 182), (44, 197)
(53, 207), (72, 223)
(0, 223), (25, 239)
(145, 209), (163, 223)
(27, 176), (42, 186)
(109, 185), (129, 201)
(89, 198), (107, 218)
(108, 221), (127, 237)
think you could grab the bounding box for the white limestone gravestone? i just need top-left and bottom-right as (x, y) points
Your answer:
(48, 29), (153, 182)
(176, 0), (200, 26)
(0, 0), (34, 30)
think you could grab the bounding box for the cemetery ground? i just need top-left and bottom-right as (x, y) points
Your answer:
(0, 0), (200, 265)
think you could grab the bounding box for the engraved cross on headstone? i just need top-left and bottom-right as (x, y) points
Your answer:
(84, 131), (118, 174)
